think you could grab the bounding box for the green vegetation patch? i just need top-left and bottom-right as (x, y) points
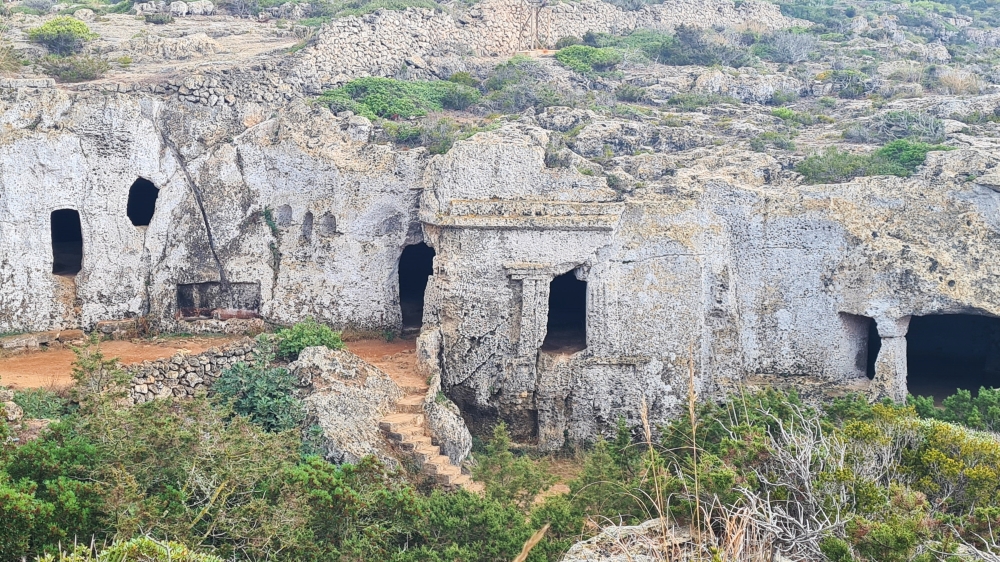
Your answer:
(27, 16), (96, 56)
(554, 45), (623, 74)
(797, 139), (952, 184)
(317, 77), (481, 120)
(273, 318), (344, 360)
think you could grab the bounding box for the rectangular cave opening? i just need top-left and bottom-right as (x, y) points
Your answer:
(541, 270), (587, 354)
(51, 209), (83, 276)
(398, 242), (435, 329)
(867, 317), (880, 380)
(177, 282), (261, 320)
(907, 314), (1000, 402)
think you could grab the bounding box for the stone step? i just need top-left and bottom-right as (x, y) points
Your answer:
(412, 443), (442, 463)
(432, 465), (465, 485)
(396, 394), (425, 414)
(378, 413), (424, 433)
(385, 423), (425, 442)
(423, 455), (455, 474)
(397, 435), (434, 451)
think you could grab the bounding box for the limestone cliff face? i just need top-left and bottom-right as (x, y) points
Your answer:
(0, 89), (423, 333)
(417, 125), (1000, 447)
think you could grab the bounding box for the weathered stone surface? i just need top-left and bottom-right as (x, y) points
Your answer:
(3, 401), (24, 422)
(293, 346), (403, 464)
(562, 519), (692, 562)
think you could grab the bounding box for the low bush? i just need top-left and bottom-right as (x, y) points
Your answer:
(27, 17), (96, 55)
(762, 30), (817, 63)
(36, 537), (224, 562)
(214, 344), (305, 433)
(614, 83), (647, 102)
(273, 318), (344, 360)
(554, 45), (622, 74)
(22, 0), (56, 11)
(12, 389), (68, 419)
(796, 139), (952, 184)
(750, 131), (796, 151)
(771, 107), (830, 126)
(844, 110), (945, 144)
(317, 77), (481, 119)
(479, 55), (565, 113)
(39, 55), (110, 83)
(144, 13), (175, 24)
(664, 93), (740, 111)
(554, 35), (581, 49)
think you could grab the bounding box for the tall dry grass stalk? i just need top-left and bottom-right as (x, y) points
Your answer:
(512, 523), (549, 562)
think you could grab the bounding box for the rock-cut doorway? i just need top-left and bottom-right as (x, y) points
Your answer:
(51, 209), (83, 276)
(398, 242), (435, 331)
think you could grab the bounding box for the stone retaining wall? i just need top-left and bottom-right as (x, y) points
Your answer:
(128, 338), (255, 403)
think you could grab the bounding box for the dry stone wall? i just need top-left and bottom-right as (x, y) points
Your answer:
(127, 338), (255, 403)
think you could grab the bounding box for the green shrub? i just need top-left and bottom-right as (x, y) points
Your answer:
(36, 537), (224, 561)
(796, 140), (951, 184)
(274, 318), (344, 360)
(554, 45), (622, 74)
(554, 35), (581, 49)
(844, 110), (945, 144)
(144, 13), (174, 24)
(447, 71), (478, 88)
(214, 345), (305, 433)
(12, 389), (68, 419)
(480, 56), (565, 113)
(27, 17), (96, 55)
(472, 423), (555, 510)
(664, 93), (740, 111)
(39, 55), (110, 83)
(317, 77), (481, 120)
(614, 83), (647, 102)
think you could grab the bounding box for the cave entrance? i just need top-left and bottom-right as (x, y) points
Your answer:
(127, 177), (159, 227)
(866, 317), (881, 380)
(906, 314), (1000, 401)
(541, 271), (587, 354)
(398, 242), (435, 329)
(51, 209), (83, 276)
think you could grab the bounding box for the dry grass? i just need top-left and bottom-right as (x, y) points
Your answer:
(0, 19), (20, 75)
(937, 67), (987, 95)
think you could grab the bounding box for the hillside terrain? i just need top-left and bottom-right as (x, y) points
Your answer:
(7, 0), (1000, 559)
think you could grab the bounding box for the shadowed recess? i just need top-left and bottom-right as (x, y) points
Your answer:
(399, 242), (435, 329)
(51, 209), (83, 276)
(907, 314), (1000, 400)
(542, 271), (587, 353)
(127, 177), (159, 227)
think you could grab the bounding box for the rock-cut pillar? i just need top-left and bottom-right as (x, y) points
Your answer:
(868, 316), (911, 403)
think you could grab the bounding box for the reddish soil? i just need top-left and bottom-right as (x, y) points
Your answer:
(346, 338), (425, 390)
(0, 335), (241, 390)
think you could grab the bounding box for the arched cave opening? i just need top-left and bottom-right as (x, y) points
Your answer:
(51, 209), (83, 276)
(907, 314), (1000, 400)
(127, 177), (159, 227)
(542, 271), (587, 353)
(866, 317), (881, 380)
(398, 242), (435, 329)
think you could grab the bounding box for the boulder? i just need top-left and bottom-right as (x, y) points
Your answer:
(187, 0), (215, 15)
(73, 8), (95, 20)
(169, 1), (188, 16)
(562, 519), (692, 562)
(292, 347), (403, 464)
(3, 401), (23, 423)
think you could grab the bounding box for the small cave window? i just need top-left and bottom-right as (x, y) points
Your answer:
(907, 314), (1000, 401)
(51, 209), (83, 276)
(302, 211), (314, 242)
(398, 242), (435, 329)
(127, 177), (159, 227)
(542, 270), (587, 353)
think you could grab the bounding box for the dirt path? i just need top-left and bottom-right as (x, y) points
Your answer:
(347, 338), (423, 388)
(0, 335), (241, 390)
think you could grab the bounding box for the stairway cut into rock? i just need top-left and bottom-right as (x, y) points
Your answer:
(350, 340), (478, 491)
